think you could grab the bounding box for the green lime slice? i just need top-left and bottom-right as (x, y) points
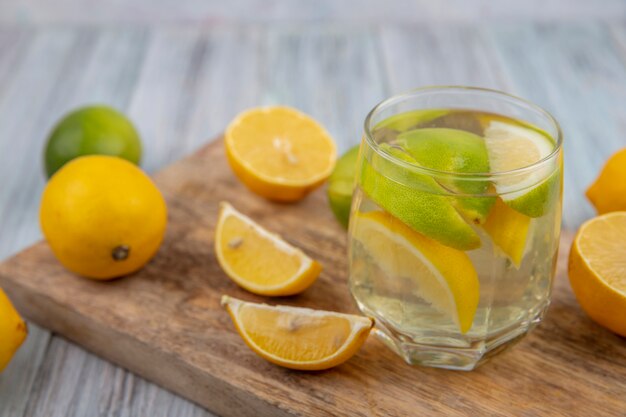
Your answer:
(483, 121), (559, 218)
(359, 143), (481, 251)
(396, 127), (495, 224)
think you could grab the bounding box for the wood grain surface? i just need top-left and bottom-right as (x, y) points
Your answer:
(1, 11), (626, 416)
(1, 139), (624, 417)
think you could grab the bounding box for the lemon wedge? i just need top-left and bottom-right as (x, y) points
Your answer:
(221, 296), (374, 370)
(482, 198), (532, 268)
(215, 202), (321, 296)
(351, 211), (479, 333)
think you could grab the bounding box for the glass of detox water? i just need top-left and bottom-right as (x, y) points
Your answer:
(348, 86), (563, 370)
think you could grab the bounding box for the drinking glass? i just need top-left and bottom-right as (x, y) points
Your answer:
(348, 86), (563, 370)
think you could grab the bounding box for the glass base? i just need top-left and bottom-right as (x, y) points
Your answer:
(371, 308), (547, 371)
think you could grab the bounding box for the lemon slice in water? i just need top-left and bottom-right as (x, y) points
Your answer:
(352, 211), (479, 333)
(482, 197), (532, 268)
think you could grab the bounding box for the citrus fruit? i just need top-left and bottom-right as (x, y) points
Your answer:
(327, 145), (360, 228)
(44, 105), (142, 178)
(586, 148), (626, 214)
(351, 210), (479, 333)
(568, 212), (626, 336)
(40, 156), (167, 280)
(482, 197), (532, 268)
(225, 106), (336, 202)
(360, 143), (481, 250)
(484, 120), (559, 217)
(0, 288), (27, 372)
(215, 202), (321, 296)
(221, 295), (373, 370)
(396, 127), (495, 224)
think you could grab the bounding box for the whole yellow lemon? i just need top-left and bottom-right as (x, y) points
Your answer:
(586, 148), (626, 214)
(40, 155), (167, 280)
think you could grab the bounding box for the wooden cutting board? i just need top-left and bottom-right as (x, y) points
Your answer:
(1, 139), (624, 417)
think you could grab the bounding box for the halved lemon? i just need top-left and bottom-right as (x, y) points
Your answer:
(351, 211), (479, 333)
(215, 202), (321, 296)
(221, 296), (374, 370)
(484, 120), (559, 217)
(482, 197), (532, 268)
(568, 212), (626, 336)
(225, 106), (336, 202)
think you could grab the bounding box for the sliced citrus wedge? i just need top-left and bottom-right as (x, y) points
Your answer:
(482, 197), (532, 268)
(396, 127), (495, 225)
(221, 296), (374, 370)
(361, 143), (481, 251)
(352, 211), (479, 333)
(225, 106), (336, 202)
(215, 202), (321, 296)
(568, 212), (626, 336)
(484, 120), (558, 217)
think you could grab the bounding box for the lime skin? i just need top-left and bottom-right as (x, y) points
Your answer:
(44, 105), (142, 178)
(327, 145), (361, 228)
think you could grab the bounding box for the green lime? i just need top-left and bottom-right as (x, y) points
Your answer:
(396, 128), (495, 224)
(360, 143), (481, 251)
(44, 105), (142, 178)
(483, 120), (559, 217)
(327, 145), (360, 228)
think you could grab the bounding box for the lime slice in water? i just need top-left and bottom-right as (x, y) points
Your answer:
(396, 128), (495, 224)
(360, 143), (481, 251)
(484, 121), (559, 218)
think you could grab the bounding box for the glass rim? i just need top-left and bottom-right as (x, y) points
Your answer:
(363, 85), (563, 179)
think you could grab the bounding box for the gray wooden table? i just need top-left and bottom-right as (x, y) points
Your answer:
(1, 1), (626, 416)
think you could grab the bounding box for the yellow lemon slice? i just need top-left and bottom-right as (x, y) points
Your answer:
(225, 106), (336, 202)
(215, 202), (321, 296)
(352, 211), (479, 333)
(568, 212), (626, 336)
(482, 197), (532, 268)
(221, 295), (374, 370)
